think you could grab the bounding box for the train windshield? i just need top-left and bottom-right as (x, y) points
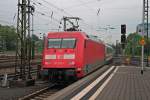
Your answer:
(61, 38), (76, 48)
(48, 39), (61, 48)
(48, 38), (76, 48)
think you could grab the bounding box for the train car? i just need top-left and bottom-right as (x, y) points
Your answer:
(105, 44), (114, 64)
(41, 31), (107, 82)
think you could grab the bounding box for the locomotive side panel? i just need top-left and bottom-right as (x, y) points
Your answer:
(83, 39), (105, 74)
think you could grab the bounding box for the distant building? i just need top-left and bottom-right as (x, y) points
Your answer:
(136, 23), (150, 37)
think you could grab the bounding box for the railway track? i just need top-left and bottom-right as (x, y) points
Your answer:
(0, 56), (15, 60)
(0, 55), (41, 69)
(0, 67), (40, 80)
(19, 84), (68, 100)
(0, 55), (41, 62)
(0, 60), (41, 69)
(18, 63), (112, 100)
(0, 55), (42, 83)
(0, 60), (41, 76)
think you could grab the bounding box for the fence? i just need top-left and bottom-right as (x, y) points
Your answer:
(113, 55), (150, 66)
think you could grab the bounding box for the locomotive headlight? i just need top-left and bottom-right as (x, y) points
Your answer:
(77, 68), (82, 71)
(64, 54), (75, 59)
(45, 55), (56, 59)
(45, 61), (51, 64)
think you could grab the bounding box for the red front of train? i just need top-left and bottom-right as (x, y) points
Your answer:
(42, 31), (105, 81)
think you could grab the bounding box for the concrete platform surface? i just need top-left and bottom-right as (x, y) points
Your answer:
(96, 66), (150, 100)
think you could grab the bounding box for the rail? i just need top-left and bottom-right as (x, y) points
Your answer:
(18, 84), (57, 100)
(0, 65), (41, 81)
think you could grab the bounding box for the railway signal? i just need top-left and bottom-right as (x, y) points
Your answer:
(121, 35), (126, 49)
(121, 24), (126, 34)
(121, 34), (126, 43)
(121, 24), (126, 49)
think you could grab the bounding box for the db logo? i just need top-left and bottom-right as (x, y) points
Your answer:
(57, 55), (63, 59)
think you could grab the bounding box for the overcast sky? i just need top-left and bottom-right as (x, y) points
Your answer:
(0, 0), (144, 44)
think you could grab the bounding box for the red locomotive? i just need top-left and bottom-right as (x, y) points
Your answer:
(41, 31), (113, 82)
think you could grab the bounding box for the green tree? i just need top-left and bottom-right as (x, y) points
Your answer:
(0, 24), (17, 51)
(125, 32), (142, 56)
(32, 34), (39, 41)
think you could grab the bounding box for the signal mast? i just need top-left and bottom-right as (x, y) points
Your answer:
(141, 0), (149, 74)
(15, 0), (35, 84)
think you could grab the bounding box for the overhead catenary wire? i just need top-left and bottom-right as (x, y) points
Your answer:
(30, 1), (62, 30)
(63, 0), (100, 10)
(41, 0), (72, 17)
(33, 0), (144, 31)
(31, 0), (56, 15)
(31, 0), (65, 31)
(35, 11), (60, 23)
(31, 0), (61, 27)
(30, 0), (109, 33)
(77, 0), (97, 12)
(31, 0), (69, 16)
(34, 12), (61, 31)
(31, 0), (94, 30)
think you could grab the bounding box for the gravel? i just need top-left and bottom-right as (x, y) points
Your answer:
(0, 80), (49, 100)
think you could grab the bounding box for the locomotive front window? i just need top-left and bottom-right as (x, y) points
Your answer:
(48, 38), (61, 48)
(61, 38), (76, 48)
(48, 38), (76, 48)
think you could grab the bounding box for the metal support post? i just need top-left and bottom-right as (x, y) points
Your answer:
(141, 45), (144, 74)
(141, 0), (148, 74)
(15, 0), (34, 80)
(27, 0), (32, 79)
(146, 0), (149, 67)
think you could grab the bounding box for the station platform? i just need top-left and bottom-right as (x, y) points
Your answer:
(47, 66), (150, 100)
(95, 66), (150, 100)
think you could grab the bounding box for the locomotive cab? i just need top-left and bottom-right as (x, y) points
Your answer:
(44, 38), (76, 68)
(42, 32), (85, 82)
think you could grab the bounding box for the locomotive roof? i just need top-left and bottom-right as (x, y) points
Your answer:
(87, 35), (103, 43)
(47, 31), (87, 38)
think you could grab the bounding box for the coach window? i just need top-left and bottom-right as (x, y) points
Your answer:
(48, 38), (61, 48)
(61, 38), (76, 48)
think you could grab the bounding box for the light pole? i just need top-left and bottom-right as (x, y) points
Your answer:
(141, 0), (144, 74)
(145, 0), (149, 67)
